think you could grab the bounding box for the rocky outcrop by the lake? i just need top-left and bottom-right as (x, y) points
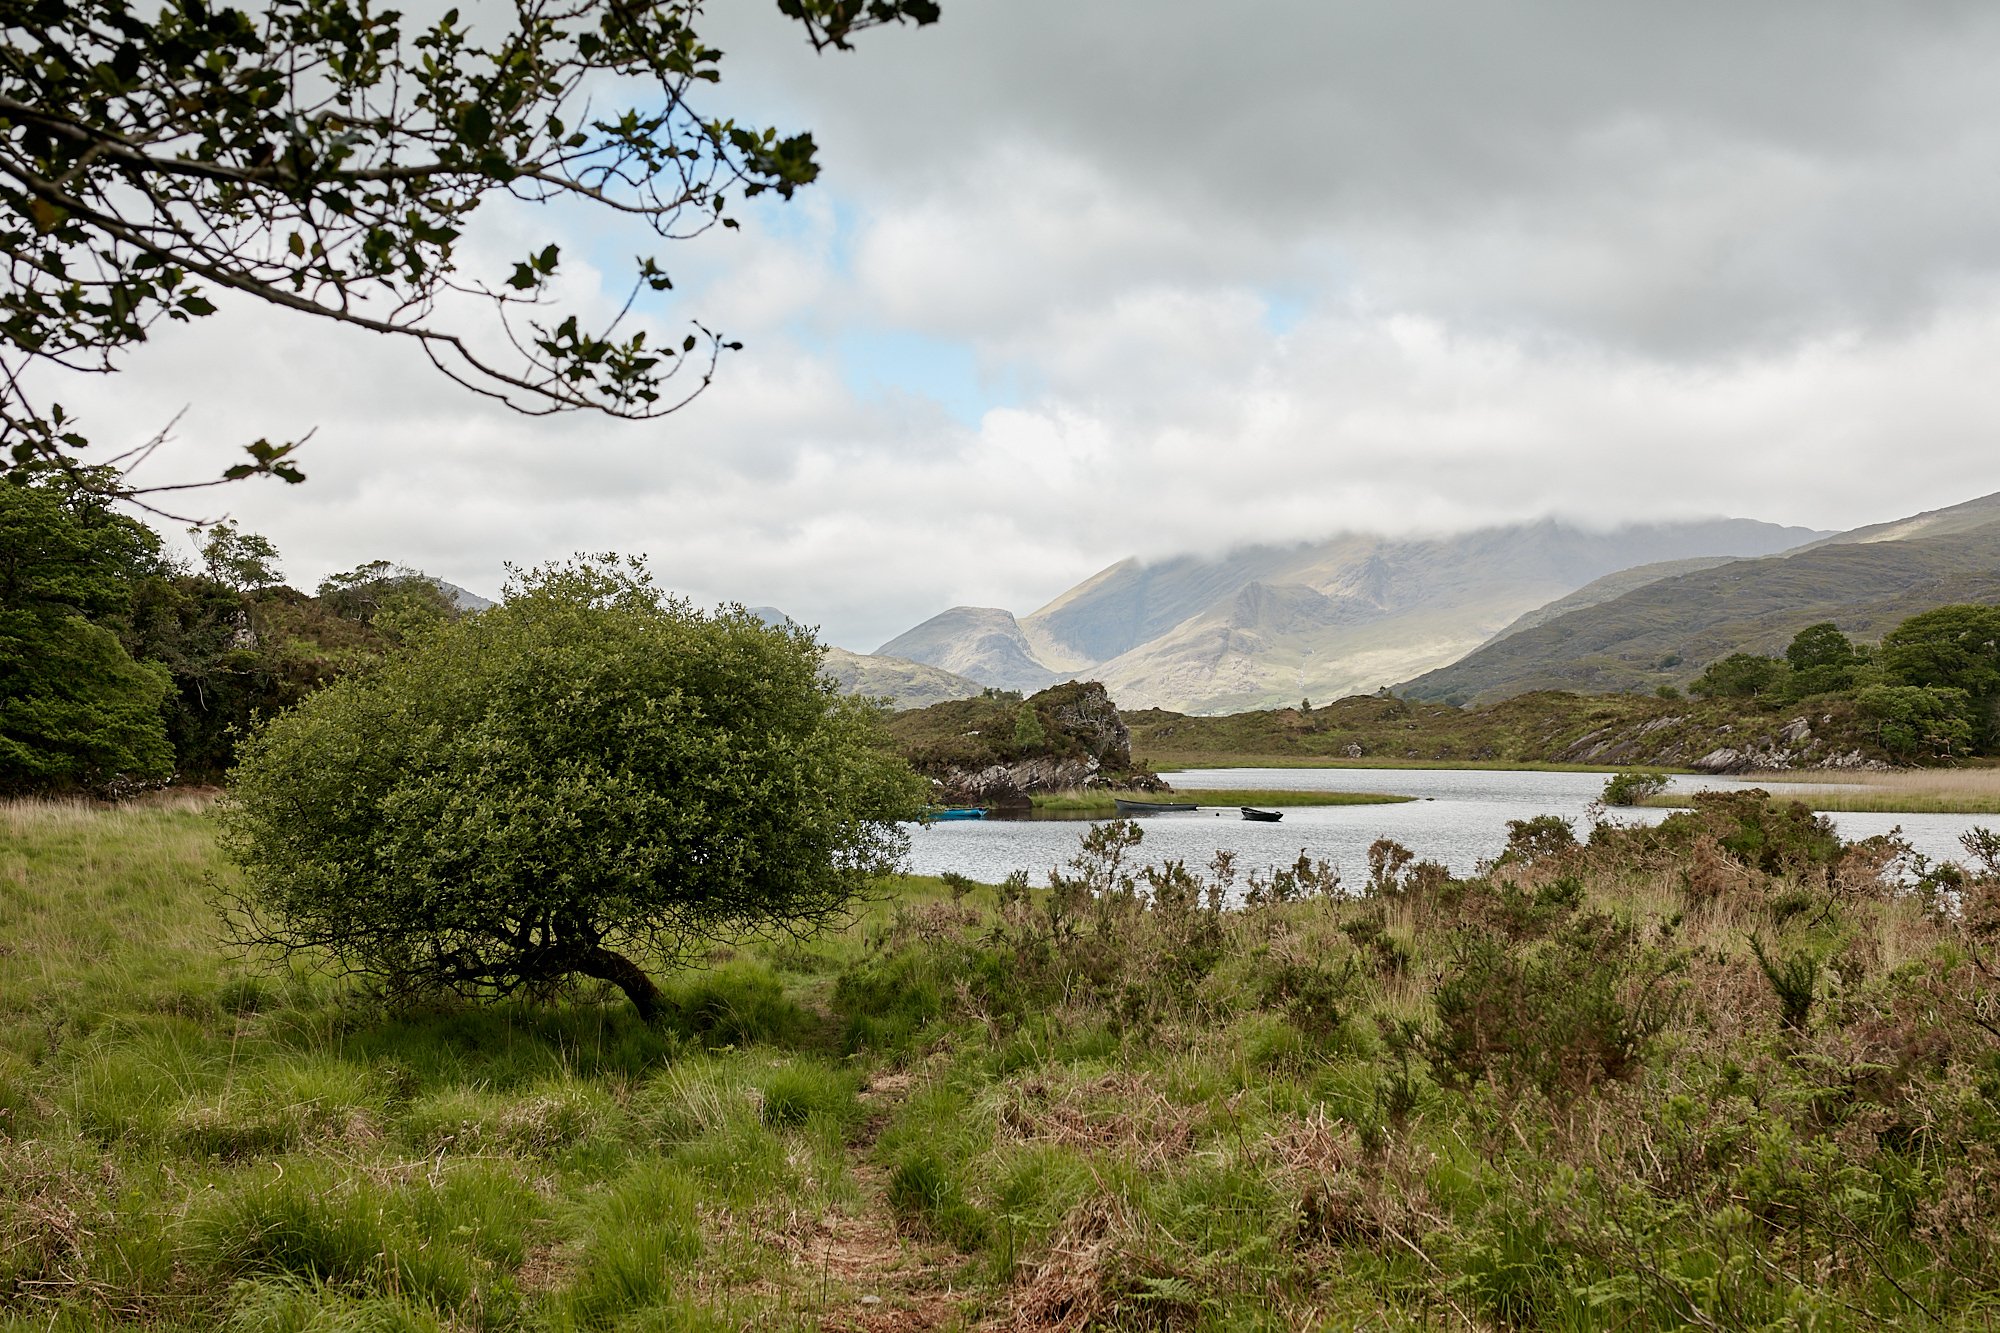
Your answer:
(931, 753), (1149, 803)
(1556, 711), (1890, 773)
(892, 680), (1166, 803)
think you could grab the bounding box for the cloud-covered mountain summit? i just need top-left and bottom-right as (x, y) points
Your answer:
(878, 515), (1821, 713)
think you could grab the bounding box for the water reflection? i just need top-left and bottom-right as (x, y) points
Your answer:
(902, 768), (1989, 885)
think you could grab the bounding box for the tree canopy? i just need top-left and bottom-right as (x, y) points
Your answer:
(1, 0), (941, 495)
(0, 473), (172, 790)
(221, 555), (926, 1019)
(1688, 652), (1784, 700)
(1879, 604), (2000, 700)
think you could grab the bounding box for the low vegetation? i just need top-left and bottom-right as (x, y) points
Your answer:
(1126, 689), (1892, 772)
(8, 792), (2000, 1330)
(1642, 766), (2000, 816)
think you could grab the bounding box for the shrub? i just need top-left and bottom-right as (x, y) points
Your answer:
(222, 556), (925, 1022)
(1748, 935), (1820, 1031)
(1429, 914), (1676, 1099)
(1601, 769), (1668, 807)
(1501, 813), (1578, 860)
(1660, 791), (1843, 877)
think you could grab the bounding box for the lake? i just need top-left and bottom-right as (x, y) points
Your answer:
(901, 767), (1991, 886)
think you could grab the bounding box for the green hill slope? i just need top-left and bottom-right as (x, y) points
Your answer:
(1400, 504), (2000, 704)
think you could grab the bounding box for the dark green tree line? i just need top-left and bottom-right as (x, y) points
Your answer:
(1688, 607), (2000, 758)
(0, 473), (170, 790)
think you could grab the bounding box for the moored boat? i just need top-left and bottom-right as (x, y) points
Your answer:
(928, 807), (987, 821)
(1239, 806), (1283, 822)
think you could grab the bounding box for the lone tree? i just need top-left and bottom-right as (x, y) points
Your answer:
(220, 555), (926, 1020)
(1, 0), (941, 497)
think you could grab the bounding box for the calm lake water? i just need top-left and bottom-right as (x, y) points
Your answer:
(901, 768), (1991, 886)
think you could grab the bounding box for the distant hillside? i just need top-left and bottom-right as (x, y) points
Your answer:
(879, 517), (1821, 713)
(1485, 557), (1743, 643)
(819, 647), (984, 710)
(433, 578), (494, 612)
(1797, 489), (2000, 549)
(875, 606), (1070, 694)
(748, 607), (984, 709)
(1401, 496), (2000, 704)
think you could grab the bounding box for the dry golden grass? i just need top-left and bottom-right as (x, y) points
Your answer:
(1650, 767), (2000, 814)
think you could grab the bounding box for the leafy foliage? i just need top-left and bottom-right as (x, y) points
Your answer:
(0, 474), (171, 790)
(0, 0), (941, 491)
(1689, 651), (1784, 699)
(1783, 621), (1858, 673)
(1855, 682), (1977, 759)
(221, 555), (926, 1019)
(1601, 768), (1668, 806)
(194, 521), (283, 591)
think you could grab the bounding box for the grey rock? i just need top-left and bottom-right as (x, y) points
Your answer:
(1693, 747), (1748, 773)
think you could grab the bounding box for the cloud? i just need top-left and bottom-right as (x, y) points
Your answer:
(45, 1), (2000, 650)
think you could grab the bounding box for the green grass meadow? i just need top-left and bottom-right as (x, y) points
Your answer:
(6, 793), (2000, 1330)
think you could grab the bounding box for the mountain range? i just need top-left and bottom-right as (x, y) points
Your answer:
(1399, 490), (2000, 704)
(875, 517), (1823, 713)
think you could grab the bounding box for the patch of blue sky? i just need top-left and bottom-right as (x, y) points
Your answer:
(833, 329), (1013, 427)
(1260, 291), (1309, 336)
(516, 181), (1006, 423)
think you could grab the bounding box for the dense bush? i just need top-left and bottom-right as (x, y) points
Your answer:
(1601, 769), (1668, 806)
(224, 556), (925, 1021)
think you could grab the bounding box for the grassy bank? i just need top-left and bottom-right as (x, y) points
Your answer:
(1644, 767), (2000, 816)
(1028, 788), (1416, 812)
(6, 795), (2000, 1329)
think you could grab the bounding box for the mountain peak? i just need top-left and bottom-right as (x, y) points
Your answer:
(878, 514), (1823, 713)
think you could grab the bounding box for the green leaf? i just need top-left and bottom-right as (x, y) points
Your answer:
(462, 102), (493, 146)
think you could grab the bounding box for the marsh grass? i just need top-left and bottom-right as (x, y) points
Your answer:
(5, 796), (2000, 1329)
(1645, 767), (2000, 814)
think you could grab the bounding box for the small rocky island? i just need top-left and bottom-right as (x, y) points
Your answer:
(880, 680), (1165, 807)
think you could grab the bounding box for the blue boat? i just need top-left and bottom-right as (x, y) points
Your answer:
(928, 807), (987, 821)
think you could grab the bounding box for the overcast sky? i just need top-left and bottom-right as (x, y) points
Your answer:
(70, 0), (2000, 649)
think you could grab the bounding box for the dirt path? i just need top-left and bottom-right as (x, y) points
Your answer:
(805, 1070), (975, 1333)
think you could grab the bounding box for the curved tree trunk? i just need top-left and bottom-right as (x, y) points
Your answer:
(578, 946), (665, 1024)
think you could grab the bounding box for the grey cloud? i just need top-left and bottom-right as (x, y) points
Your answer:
(710, 0), (2000, 355)
(46, 1), (2000, 650)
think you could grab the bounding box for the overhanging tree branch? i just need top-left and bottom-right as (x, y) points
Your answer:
(0, 0), (942, 495)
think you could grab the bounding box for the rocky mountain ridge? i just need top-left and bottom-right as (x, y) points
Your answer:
(875, 516), (1822, 713)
